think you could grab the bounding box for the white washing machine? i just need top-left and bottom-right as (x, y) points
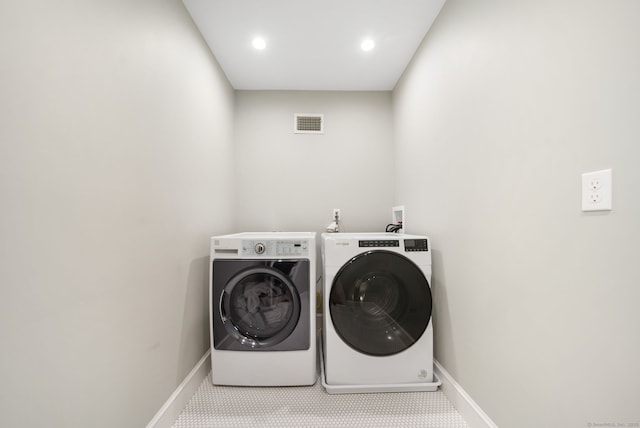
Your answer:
(210, 232), (316, 386)
(321, 232), (439, 393)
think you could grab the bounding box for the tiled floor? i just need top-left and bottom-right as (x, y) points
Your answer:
(172, 372), (469, 428)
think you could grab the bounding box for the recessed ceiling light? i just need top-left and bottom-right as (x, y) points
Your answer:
(252, 37), (266, 50)
(361, 39), (375, 52)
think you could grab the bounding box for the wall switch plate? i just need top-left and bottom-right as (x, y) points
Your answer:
(582, 169), (612, 211)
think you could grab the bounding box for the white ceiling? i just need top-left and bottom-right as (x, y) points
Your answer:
(182, 0), (446, 91)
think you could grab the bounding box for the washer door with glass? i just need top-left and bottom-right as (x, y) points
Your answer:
(329, 250), (431, 356)
(212, 259), (309, 351)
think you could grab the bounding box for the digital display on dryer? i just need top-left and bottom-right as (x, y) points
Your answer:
(404, 239), (429, 252)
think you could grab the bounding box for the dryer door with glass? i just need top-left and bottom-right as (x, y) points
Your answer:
(212, 259), (310, 351)
(329, 250), (431, 356)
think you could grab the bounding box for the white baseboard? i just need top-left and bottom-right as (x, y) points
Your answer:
(146, 350), (211, 428)
(434, 359), (498, 428)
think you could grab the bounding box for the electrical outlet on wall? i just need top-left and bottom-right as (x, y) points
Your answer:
(582, 169), (612, 211)
(392, 205), (405, 232)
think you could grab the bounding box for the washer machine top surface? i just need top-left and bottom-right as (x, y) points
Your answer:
(215, 231), (316, 240)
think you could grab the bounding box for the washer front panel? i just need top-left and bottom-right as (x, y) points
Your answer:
(329, 250), (432, 357)
(213, 259), (310, 351)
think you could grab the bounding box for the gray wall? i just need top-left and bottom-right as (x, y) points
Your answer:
(393, 0), (640, 426)
(234, 91), (395, 235)
(0, 1), (235, 427)
(3, 0), (639, 426)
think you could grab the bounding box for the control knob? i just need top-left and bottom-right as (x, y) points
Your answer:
(254, 242), (266, 254)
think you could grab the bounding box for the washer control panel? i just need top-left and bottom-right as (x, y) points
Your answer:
(241, 239), (310, 257)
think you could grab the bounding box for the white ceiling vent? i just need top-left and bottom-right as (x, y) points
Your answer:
(294, 114), (323, 134)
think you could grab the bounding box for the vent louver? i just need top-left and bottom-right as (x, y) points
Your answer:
(294, 114), (323, 134)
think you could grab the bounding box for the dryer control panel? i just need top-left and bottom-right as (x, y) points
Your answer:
(241, 239), (310, 257)
(358, 239), (429, 252)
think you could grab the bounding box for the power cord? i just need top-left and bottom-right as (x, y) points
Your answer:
(385, 223), (403, 233)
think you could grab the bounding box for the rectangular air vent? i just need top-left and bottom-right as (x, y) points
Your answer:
(294, 114), (323, 134)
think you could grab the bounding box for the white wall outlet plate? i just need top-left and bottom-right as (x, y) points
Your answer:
(582, 169), (612, 211)
(392, 205), (404, 231)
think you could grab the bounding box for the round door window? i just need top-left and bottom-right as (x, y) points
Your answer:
(329, 250), (431, 356)
(222, 267), (301, 347)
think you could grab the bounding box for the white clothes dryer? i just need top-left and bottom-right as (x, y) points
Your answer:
(210, 232), (316, 386)
(321, 232), (438, 393)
